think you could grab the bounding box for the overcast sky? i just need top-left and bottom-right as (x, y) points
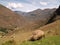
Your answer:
(0, 0), (60, 12)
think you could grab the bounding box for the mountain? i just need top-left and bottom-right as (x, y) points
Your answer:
(0, 4), (31, 34)
(15, 8), (56, 29)
(15, 11), (27, 16)
(55, 5), (60, 15)
(47, 6), (60, 24)
(54, 5), (60, 20)
(38, 5), (60, 36)
(25, 8), (56, 21)
(0, 4), (60, 45)
(0, 4), (59, 35)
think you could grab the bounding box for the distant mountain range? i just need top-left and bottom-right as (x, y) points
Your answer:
(15, 8), (56, 29)
(0, 4), (60, 35)
(0, 4), (60, 45)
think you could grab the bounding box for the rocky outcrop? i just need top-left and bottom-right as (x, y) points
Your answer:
(55, 5), (60, 15)
(29, 30), (45, 41)
(47, 5), (60, 24)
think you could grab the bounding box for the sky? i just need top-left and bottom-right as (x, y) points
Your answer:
(0, 0), (60, 12)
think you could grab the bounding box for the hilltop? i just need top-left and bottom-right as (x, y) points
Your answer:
(0, 4), (32, 35)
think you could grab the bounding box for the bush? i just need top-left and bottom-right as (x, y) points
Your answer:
(0, 27), (8, 33)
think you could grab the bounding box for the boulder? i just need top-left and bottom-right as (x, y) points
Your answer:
(29, 30), (45, 41)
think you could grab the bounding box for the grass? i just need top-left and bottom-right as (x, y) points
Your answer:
(2, 39), (16, 45)
(38, 20), (60, 36)
(1, 20), (60, 45)
(20, 35), (60, 45)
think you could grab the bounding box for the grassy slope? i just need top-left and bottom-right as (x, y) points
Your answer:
(0, 4), (35, 36)
(1, 20), (60, 45)
(0, 4), (32, 30)
(20, 35), (60, 45)
(39, 20), (60, 36)
(19, 20), (60, 45)
(0, 31), (33, 45)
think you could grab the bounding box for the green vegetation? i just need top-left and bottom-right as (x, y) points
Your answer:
(20, 35), (60, 45)
(0, 27), (8, 34)
(2, 40), (16, 45)
(0, 4), (60, 45)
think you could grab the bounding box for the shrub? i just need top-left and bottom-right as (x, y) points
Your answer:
(0, 27), (8, 33)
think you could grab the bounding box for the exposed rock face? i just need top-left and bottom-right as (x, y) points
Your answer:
(55, 5), (60, 15)
(47, 5), (60, 24)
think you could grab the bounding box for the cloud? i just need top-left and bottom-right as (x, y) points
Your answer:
(7, 2), (24, 9)
(3, 0), (59, 12)
(6, 2), (39, 12)
(13, 3), (39, 12)
(40, 1), (48, 6)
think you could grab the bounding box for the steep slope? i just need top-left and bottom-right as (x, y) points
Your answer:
(0, 4), (31, 34)
(54, 5), (60, 20)
(24, 8), (56, 29)
(39, 20), (60, 35)
(55, 5), (60, 15)
(47, 6), (60, 24)
(15, 8), (56, 29)
(26, 8), (56, 21)
(38, 6), (60, 36)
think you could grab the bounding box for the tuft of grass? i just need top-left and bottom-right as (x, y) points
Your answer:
(20, 35), (60, 45)
(2, 40), (16, 45)
(0, 27), (8, 33)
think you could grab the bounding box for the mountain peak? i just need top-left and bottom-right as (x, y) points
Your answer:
(55, 5), (60, 15)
